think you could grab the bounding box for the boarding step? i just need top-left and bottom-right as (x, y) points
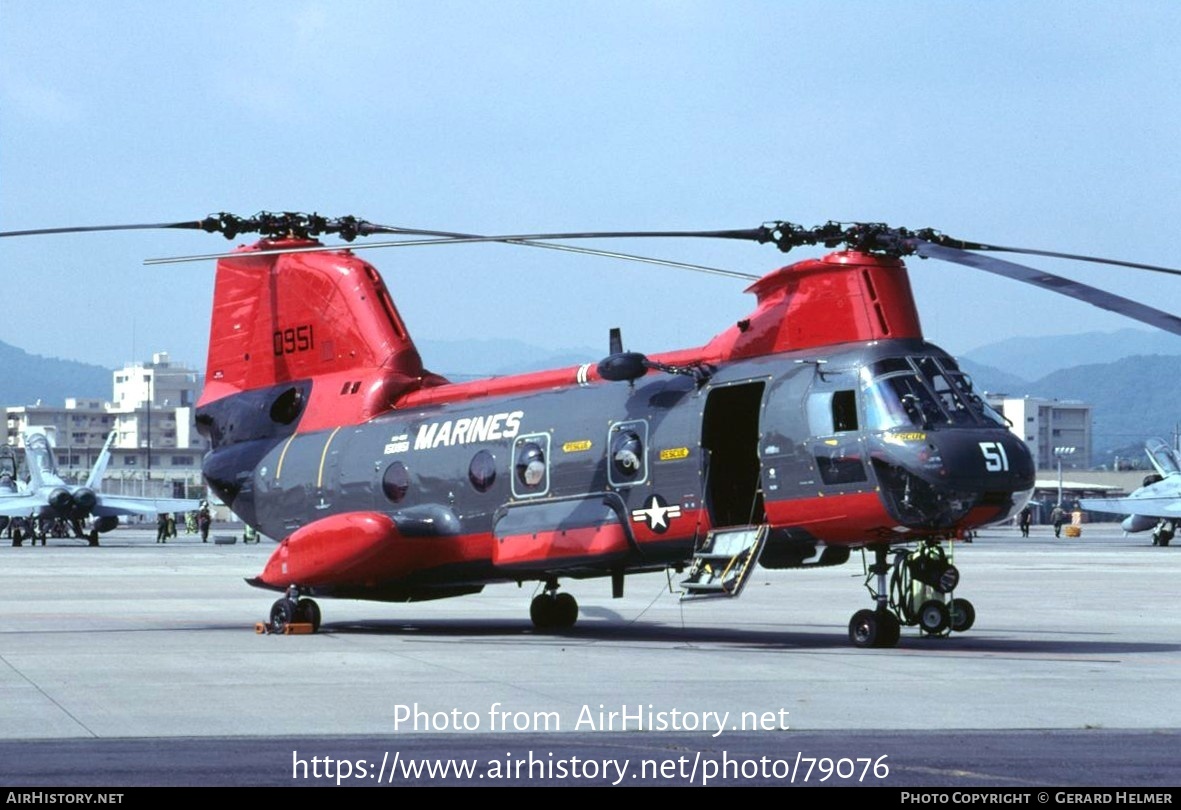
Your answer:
(680, 524), (768, 600)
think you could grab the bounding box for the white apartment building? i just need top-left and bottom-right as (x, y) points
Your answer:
(4, 352), (207, 496)
(985, 395), (1093, 470)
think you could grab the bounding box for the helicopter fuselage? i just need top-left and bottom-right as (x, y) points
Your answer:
(203, 337), (1033, 600)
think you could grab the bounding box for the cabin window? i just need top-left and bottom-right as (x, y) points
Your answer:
(516, 443), (546, 488)
(468, 450), (496, 493)
(607, 419), (649, 486)
(816, 451), (868, 485)
(381, 461), (410, 502)
(511, 433), (551, 498)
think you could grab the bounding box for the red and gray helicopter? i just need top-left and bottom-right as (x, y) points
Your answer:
(6, 213), (1181, 647)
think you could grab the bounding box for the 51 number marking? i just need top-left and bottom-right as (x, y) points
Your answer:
(978, 441), (1009, 472)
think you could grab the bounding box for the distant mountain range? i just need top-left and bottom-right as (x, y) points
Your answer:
(960, 353), (1181, 463)
(958, 329), (1181, 463)
(0, 341), (111, 407)
(960, 327), (1181, 381)
(2, 330), (1176, 467)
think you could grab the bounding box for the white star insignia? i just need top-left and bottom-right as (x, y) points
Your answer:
(631, 495), (682, 532)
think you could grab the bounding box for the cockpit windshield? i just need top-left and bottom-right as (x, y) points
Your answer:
(861, 355), (1008, 431)
(24, 433), (57, 477)
(1146, 437), (1180, 476)
(0, 448), (15, 479)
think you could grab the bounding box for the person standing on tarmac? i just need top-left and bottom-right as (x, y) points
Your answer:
(1019, 505), (1033, 538)
(1050, 504), (1066, 538)
(197, 503), (211, 543)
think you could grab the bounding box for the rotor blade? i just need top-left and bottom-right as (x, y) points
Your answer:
(362, 223), (761, 280)
(144, 230), (762, 280)
(0, 221), (206, 238)
(144, 226), (765, 262)
(928, 236), (1181, 278)
(362, 227), (767, 242)
(916, 241), (1181, 337)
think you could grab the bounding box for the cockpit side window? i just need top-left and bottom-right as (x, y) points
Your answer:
(807, 389), (859, 435)
(832, 390), (858, 432)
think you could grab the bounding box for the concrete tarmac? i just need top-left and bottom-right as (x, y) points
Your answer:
(1, 522), (1179, 787)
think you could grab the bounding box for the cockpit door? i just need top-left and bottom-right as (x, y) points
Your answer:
(804, 371), (871, 491)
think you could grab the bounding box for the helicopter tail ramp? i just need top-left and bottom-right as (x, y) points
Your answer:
(198, 240), (446, 439)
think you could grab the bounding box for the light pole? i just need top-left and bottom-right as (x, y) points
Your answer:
(1055, 446), (1077, 507)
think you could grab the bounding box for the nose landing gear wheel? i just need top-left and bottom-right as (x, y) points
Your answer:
(848, 609), (901, 648)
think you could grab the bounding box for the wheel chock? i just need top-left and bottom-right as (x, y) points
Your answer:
(254, 622), (315, 635)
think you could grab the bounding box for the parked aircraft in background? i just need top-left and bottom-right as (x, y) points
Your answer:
(1081, 438), (1181, 546)
(0, 427), (202, 544)
(0, 445), (21, 496)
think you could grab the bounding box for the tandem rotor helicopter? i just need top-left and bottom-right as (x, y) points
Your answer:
(5, 212), (1181, 648)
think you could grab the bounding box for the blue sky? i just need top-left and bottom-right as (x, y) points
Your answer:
(3, 1), (1180, 372)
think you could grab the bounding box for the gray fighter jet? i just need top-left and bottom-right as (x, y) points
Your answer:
(0, 427), (201, 544)
(1081, 438), (1181, 546)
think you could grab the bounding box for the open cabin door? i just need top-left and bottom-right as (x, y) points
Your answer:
(701, 381), (766, 528)
(684, 381), (769, 601)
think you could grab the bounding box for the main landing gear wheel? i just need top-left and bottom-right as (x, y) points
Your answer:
(530, 591), (578, 631)
(848, 609), (901, 649)
(269, 598), (297, 634)
(918, 599), (951, 635)
(949, 598), (975, 632)
(266, 584), (322, 634)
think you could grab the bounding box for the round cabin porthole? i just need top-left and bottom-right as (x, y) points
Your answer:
(469, 450), (496, 492)
(382, 461), (410, 502)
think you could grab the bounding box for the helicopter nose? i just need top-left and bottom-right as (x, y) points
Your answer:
(870, 429), (1034, 530)
(933, 430), (1035, 492)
